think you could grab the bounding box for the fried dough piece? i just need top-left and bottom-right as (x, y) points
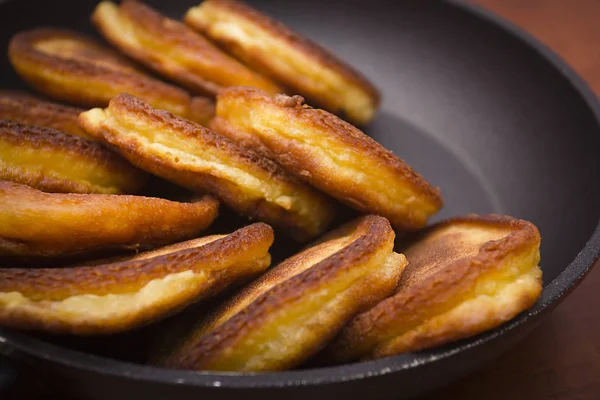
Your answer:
(0, 223), (273, 335)
(215, 87), (442, 231)
(0, 180), (219, 260)
(79, 93), (334, 241)
(0, 90), (90, 139)
(185, 0), (380, 125)
(92, 0), (281, 97)
(0, 121), (146, 194)
(322, 214), (543, 363)
(162, 215), (407, 372)
(8, 28), (214, 125)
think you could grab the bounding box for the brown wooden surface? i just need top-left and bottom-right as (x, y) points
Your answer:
(423, 1), (600, 399)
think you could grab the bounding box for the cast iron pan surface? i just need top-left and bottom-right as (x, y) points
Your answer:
(0, 0), (599, 399)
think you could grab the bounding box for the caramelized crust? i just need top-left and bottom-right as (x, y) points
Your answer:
(186, 0), (380, 125)
(0, 223), (273, 335)
(79, 93), (335, 241)
(92, 0), (281, 97)
(0, 90), (90, 139)
(323, 214), (543, 362)
(216, 87), (443, 231)
(0, 120), (147, 194)
(8, 27), (214, 124)
(162, 215), (407, 372)
(0, 180), (219, 260)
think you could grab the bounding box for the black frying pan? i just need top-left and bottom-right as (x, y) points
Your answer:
(0, 1), (599, 399)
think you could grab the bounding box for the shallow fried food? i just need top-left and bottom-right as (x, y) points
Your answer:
(0, 121), (146, 194)
(92, 0), (281, 97)
(0, 180), (219, 260)
(322, 214), (543, 363)
(79, 93), (335, 241)
(8, 27), (214, 125)
(162, 215), (407, 372)
(0, 90), (90, 139)
(215, 87), (443, 231)
(185, 0), (380, 125)
(0, 223), (273, 335)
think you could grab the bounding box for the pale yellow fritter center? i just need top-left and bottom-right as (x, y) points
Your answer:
(0, 270), (205, 328)
(0, 137), (132, 194)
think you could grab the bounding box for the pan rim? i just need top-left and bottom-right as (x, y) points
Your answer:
(1, 0), (600, 389)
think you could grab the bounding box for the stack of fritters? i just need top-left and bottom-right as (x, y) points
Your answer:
(0, 0), (544, 376)
(92, 0), (281, 96)
(9, 28), (214, 125)
(162, 215), (406, 372)
(0, 223), (273, 334)
(78, 93), (335, 240)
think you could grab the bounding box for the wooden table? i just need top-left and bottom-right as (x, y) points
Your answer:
(423, 1), (600, 399)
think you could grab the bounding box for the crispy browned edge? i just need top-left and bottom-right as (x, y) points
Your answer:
(209, 116), (272, 156)
(7, 27), (196, 107)
(0, 120), (147, 193)
(188, 0), (380, 105)
(0, 90), (88, 136)
(219, 87), (443, 208)
(163, 215), (394, 369)
(0, 223), (273, 299)
(332, 214), (541, 356)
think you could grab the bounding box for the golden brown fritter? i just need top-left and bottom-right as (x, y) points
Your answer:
(0, 120), (146, 194)
(162, 215), (407, 372)
(0, 223), (273, 335)
(8, 27), (214, 125)
(215, 87), (443, 231)
(0, 180), (219, 260)
(92, 0), (281, 97)
(322, 214), (543, 363)
(78, 93), (335, 241)
(185, 0), (380, 125)
(0, 90), (90, 139)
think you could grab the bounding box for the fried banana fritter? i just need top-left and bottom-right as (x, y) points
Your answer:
(162, 215), (407, 372)
(0, 90), (90, 139)
(0, 223), (273, 335)
(215, 87), (443, 231)
(8, 28), (214, 125)
(322, 214), (543, 363)
(0, 121), (146, 194)
(79, 93), (335, 241)
(0, 180), (219, 260)
(92, 0), (281, 97)
(185, 0), (380, 125)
